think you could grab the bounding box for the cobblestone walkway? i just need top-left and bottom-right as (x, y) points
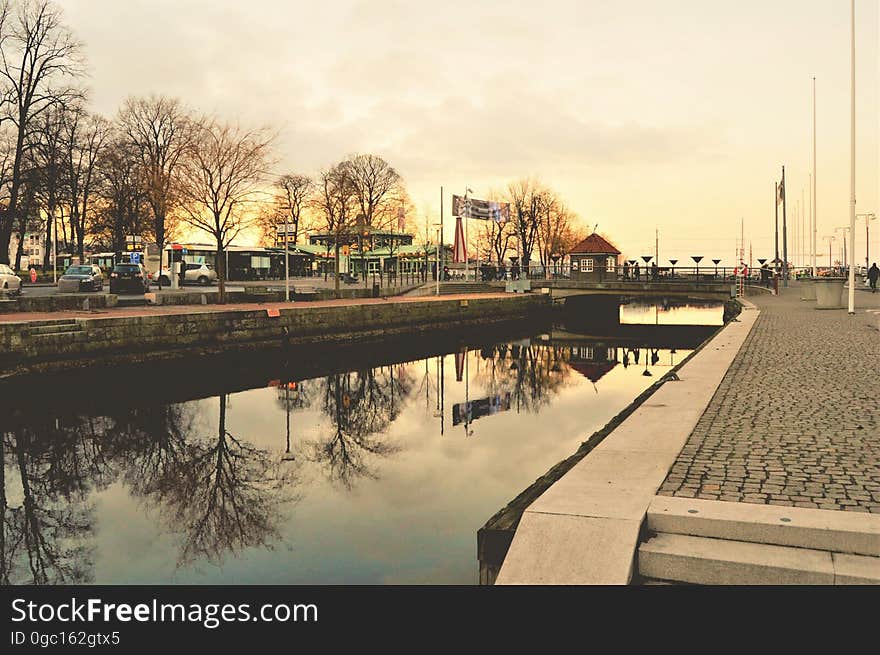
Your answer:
(658, 284), (880, 513)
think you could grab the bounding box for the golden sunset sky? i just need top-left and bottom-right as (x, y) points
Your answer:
(65, 0), (878, 265)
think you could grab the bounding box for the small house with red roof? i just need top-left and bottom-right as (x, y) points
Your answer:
(568, 233), (621, 282)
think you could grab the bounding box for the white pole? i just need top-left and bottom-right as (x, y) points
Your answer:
(464, 190), (470, 282)
(435, 228), (440, 296)
(808, 172), (812, 272)
(284, 214), (290, 302)
(848, 0), (856, 314)
(812, 77), (817, 276)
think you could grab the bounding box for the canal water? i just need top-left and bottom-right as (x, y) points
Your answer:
(1, 300), (724, 585)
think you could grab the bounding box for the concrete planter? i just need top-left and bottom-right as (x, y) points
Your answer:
(813, 277), (845, 309)
(799, 278), (816, 301)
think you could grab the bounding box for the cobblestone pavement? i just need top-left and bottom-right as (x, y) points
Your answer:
(658, 284), (880, 513)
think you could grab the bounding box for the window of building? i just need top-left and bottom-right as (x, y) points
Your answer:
(606, 256), (616, 272)
(584, 258), (594, 272)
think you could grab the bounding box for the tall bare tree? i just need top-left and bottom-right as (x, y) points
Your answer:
(345, 153), (403, 230)
(29, 104), (63, 267)
(178, 118), (274, 302)
(60, 105), (109, 258)
(506, 178), (548, 274)
(0, 0), (84, 264)
(313, 161), (358, 297)
(117, 95), (191, 285)
(91, 135), (149, 252)
(272, 173), (313, 246)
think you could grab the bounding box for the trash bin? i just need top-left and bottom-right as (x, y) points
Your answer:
(371, 283), (380, 298)
(813, 276), (845, 309)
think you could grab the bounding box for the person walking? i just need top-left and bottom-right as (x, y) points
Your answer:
(178, 256), (187, 287)
(868, 262), (879, 293)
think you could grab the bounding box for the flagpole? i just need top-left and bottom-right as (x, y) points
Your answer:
(284, 210), (290, 302)
(848, 0), (856, 314)
(775, 182), (779, 275)
(440, 186), (444, 287)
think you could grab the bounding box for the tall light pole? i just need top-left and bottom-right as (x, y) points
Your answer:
(848, 0), (856, 313)
(812, 77), (817, 277)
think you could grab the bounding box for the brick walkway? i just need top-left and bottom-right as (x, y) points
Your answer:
(658, 284), (880, 513)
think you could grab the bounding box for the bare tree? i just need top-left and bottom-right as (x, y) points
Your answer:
(28, 104), (63, 267)
(313, 161), (359, 297)
(178, 118), (274, 302)
(117, 95), (192, 286)
(60, 105), (109, 258)
(0, 0), (84, 264)
(272, 173), (313, 246)
(535, 191), (580, 278)
(345, 153), (403, 230)
(506, 178), (546, 274)
(90, 135), (149, 252)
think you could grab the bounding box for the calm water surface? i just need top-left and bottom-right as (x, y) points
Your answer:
(2, 301), (723, 584)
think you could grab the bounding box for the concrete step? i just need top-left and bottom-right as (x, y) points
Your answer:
(440, 283), (496, 295)
(639, 533), (835, 584)
(647, 496), (880, 557)
(29, 322), (82, 336)
(639, 532), (880, 584)
(116, 296), (148, 307)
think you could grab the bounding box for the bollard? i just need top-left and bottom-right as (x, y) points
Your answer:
(82, 298), (89, 311)
(772, 276), (779, 296)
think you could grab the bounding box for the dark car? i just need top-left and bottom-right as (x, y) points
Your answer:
(58, 264), (104, 293)
(109, 263), (149, 294)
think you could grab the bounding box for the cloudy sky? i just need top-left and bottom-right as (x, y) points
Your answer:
(63, 0), (878, 265)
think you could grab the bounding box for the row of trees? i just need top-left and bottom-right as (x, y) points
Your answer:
(0, 1), (586, 299)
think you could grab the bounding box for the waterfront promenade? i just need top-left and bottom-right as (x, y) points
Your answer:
(658, 284), (880, 513)
(496, 281), (880, 584)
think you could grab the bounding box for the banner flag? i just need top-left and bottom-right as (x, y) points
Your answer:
(452, 195), (510, 222)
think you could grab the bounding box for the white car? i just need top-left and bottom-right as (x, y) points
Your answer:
(154, 263), (218, 286)
(0, 263), (22, 295)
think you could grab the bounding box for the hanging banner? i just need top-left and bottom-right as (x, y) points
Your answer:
(452, 195), (510, 222)
(453, 216), (467, 263)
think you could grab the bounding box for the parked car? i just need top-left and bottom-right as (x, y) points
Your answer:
(154, 263), (217, 286)
(0, 263), (22, 295)
(109, 263), (150, 294)
(58, 264), (104, 292)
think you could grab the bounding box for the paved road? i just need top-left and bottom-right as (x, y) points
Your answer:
(658, 284), (880, 513)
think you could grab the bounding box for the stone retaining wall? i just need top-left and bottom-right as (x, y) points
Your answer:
(0, 294), (548, 377)
(0, 292), (118, 313)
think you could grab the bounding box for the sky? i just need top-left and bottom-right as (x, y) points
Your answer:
(62, 0), (879, 266)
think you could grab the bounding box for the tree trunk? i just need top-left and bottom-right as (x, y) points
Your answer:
(217, 242), (226, 304)
(334, 242), (341, 299)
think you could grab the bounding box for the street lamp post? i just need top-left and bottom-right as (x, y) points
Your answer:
(835, 227), (850, 271)
(823, 235), (836, 269)
(856, 213), (876, 269)
(692, 256), (703, 279)
(669, 259), (678, 278)
(641, 255), (653, 282)
(712, 258), (721, 279)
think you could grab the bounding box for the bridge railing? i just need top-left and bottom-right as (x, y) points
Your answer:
(509, 264), (760, 284)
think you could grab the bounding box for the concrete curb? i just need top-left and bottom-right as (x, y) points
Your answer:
(495, 299), (760, 585)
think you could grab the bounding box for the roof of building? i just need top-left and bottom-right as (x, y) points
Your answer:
(569, 233), (621, 255)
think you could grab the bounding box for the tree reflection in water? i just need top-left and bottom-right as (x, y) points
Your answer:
(2, 395), (302, 581)
(306, 366), (411, 490)
(473, 343), (572, 414)
(1, 414), (100, 585)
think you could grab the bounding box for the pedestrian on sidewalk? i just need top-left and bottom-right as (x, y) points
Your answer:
(869, 262), (879, 293)
(178, 257), (187, 287)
